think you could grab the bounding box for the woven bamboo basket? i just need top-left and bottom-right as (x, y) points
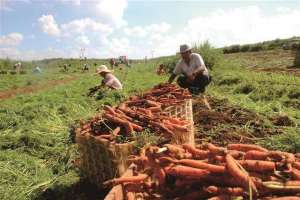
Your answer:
(76, 130), (134, 189)
(163, 99), (194, 146)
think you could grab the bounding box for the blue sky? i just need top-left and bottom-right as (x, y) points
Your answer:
(0, 0), (300, 60)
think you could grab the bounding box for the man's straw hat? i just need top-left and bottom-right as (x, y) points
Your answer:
(96, 65), (113, 74)
(179, 44), (192, 53)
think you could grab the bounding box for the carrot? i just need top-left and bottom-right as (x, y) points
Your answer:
(103, 105), (116, 115)
(269, 151), (295, 163)
(225, 154), (258, 194)
(265, 197), (300, 200)
(148, 106), (161, 112)
(291, 168), (300, 180)
(177, 191), (209, 200)
(293, 162), (300, 170)
(205, 185), (244, 196)
(125, 192), (135, 200)
(207, 195), (232, 200)
(227, 143), (268, 152)
(164, 144), (186, 156)
(103, 113), (134, 134)
(244, 150), (269, 160)
(182, 144), (210, 159)
(103, 174), (148, 186)
(146, 100), (161, 107)
(176, 159), (225, 173)
(262, 181), (300, 193)
(238, 160), (276, 172)
(228, 150), (245, 159)
(164, 165), (210, 178)
(206, 143), (226, 155)
(111, 126), (121, 136)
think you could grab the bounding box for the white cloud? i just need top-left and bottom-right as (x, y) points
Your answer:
(95, 0), (128, 27)
(124, 22), (171, 38)
(0, 33), (23, 46)
(61, 18), (113, 35)
(76, 35), (90, 46)
(183, 6), (300, 47)
(38, 15), (61, 37)
(139, 6), (300, 58)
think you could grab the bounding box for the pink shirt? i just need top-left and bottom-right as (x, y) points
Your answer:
(103, 73), (123, 90)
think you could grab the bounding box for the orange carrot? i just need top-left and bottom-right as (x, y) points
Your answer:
(182, 144), (210, 159)
(112, 126), (121, 136)
(291, 168), (300, 180)
(225, 154), (258, 194)
(227, 143), (268, 152)
(164, 165), (210, 178)
(228, 150), (245, 159)
(205, 185), (244, 196)
(207, 143), (226, 155)
(238, 160), (276, 172)
(103, 105), (116, 115)
(244, 150), (269, 160)
(207, 195), (232, 200)
(103, 174), (148, 186)
(293, 162), (300, 170)
(176, 159), (225, 173)
(265, 197), (300, 200)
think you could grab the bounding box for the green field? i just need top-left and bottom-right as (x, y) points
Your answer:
(0, 42), (300, 199)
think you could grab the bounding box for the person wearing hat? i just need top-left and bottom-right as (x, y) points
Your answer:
(96, 65), (123, 90)
(168, 44), (211, 94)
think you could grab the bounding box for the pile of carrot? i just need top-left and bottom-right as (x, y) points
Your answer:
(76, 83), (191, 143)
(103, 143), (300, 200)
(140, 83), (192, 106)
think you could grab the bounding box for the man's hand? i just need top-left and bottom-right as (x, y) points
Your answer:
(187, 74), (196, 82)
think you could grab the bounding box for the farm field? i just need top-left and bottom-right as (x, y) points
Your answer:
(0, 46), (300, 199)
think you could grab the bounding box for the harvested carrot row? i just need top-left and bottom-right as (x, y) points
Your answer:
(164, 165), (210, 178)
(238, 160), (276, 172)
(227, 143), (268, 152)
(244, 150), (269, 160)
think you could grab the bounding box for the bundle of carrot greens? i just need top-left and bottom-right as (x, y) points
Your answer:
(104, 143), (300, 200)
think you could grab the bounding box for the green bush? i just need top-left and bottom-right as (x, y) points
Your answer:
(193, 41), (223, 70)
(240, 44), (250, 52)
(249, 43), (264, 52)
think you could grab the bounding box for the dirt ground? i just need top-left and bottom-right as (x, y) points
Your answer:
(192, 96), (285, 145)
(0, 75), (78, 100)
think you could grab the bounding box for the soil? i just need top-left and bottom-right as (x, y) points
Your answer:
(269, 114), (295, 126)
(0, 76), (78, 100)
(193, 96), (284, 145)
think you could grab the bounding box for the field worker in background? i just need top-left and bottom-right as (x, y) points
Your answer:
(156, 64), (165, 75)
(168, 44), (211, 95)
(63, 64), (68, 71)
(13, 62), (22, 72)
(96, 65), (122, 90)
(33, 66), (42, 73)
(109, 58), (115, 69)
